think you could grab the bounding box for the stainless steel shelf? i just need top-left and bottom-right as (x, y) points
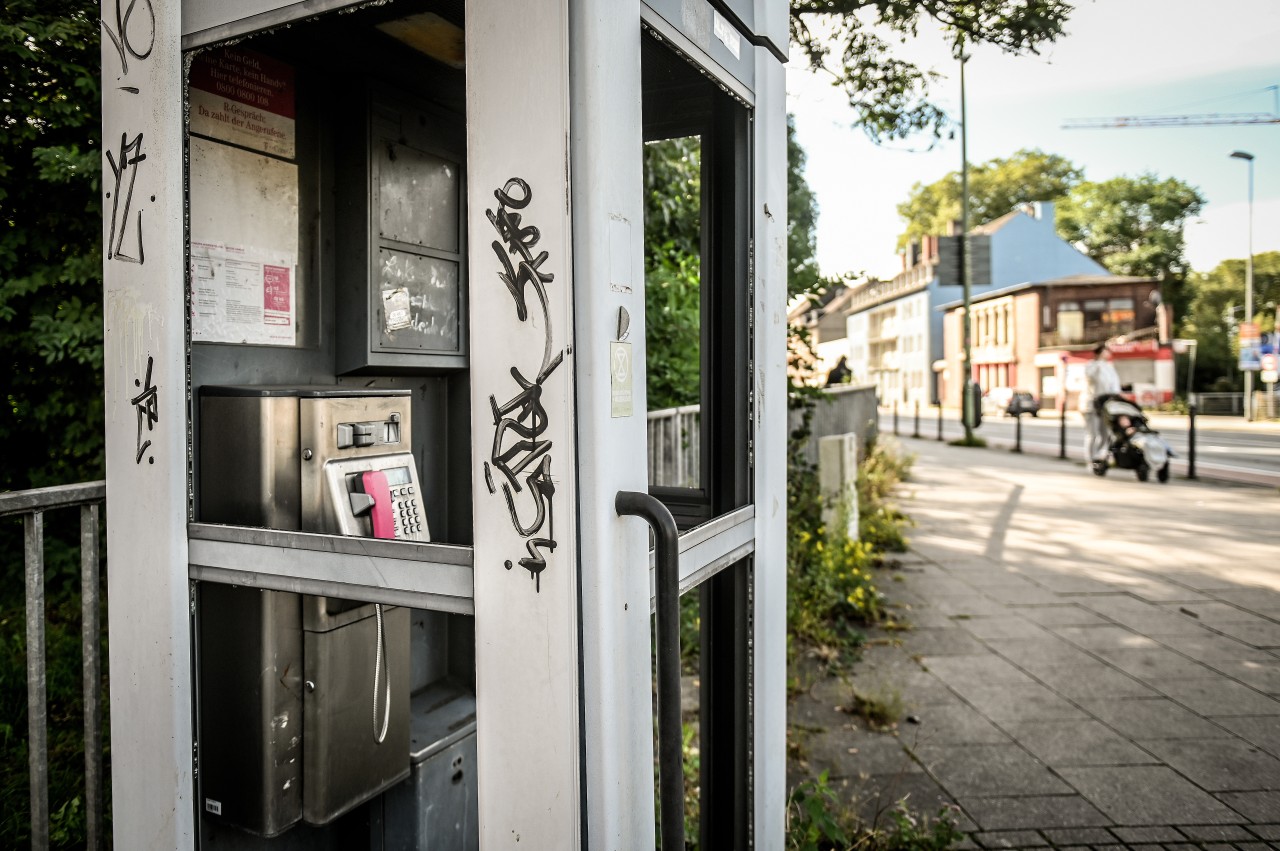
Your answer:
(188, 522), (475, 614)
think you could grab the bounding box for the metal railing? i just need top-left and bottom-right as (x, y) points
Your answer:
(0, 481), (106, 851)
(647, 405), (701, 488)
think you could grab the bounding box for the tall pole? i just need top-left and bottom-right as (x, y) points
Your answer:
(1232, 150), (1255, 420)
(960, 42), (975, 442)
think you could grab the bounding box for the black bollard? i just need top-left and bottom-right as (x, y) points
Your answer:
(893, 401), (899, 436)
(1058, 406), (1067, 460)
(1187, 404), (1197, 479)
(937, 403), (944, 441)
(913, 401), (921, 438)
(1013, 411), (1023, 453)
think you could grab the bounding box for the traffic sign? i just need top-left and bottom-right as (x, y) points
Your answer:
(1262, 353), (1278, 373)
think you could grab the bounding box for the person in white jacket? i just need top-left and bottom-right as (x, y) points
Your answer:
(1080, 342), (1122, 470)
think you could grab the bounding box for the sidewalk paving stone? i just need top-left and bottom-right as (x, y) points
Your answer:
(988, 639), (1102, 674)
(1216, 791), (1280, 822)
(1001, 719), (1157, 767)
(1248, 823), (1280, 839)
(1206, 620), (1280, 648)
(1214, 716), (1280, 757)
(1137, 738), (1280, 792)
(910, 743), (1070, 797)
(807, 729), (921, 779)
(895, 703), (1015, 746)
(1149, 630), (1276, 664)
(1147, 678), (1280, 716)
(971, 829), (1048, 847)
(922, 654), (1037, 687)
(956, 616), (1052, 641)
(1082, 698), (1233, 740)
(948, 681), (1088, 722)
(1050, 624), (1160, 651)
(1093, 647), (1222, 682)
(1110, 826), (1186, 843)
(1026, 663), (1158, 700)
(1159, 601), (1277, 624)
(1176, 823), (1260, 841)
(1013, 605), (1112, 627)
(1056, 765), (1245, 825)
(1204, 658), (1280, 693)
(1040, 826), (1120, 845)
(955, 794), (1112, 831)
(899, 627), (990, 657)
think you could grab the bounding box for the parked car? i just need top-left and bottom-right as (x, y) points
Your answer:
(983, 387), (1040, 417)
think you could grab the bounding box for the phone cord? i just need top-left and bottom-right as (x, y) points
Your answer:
(373, 603), (391, 744)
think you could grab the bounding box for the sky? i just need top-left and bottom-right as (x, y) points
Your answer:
(786, 0), (1280, 283)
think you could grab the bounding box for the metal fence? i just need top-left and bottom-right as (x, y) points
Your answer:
(0, 481), (106, 851)
(1191, 391), (1280, 419)
(647, 404), (701, 488)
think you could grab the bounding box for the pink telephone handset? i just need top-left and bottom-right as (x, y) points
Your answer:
(361, 470), (396, 539)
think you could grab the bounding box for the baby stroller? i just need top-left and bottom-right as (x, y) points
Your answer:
(1092, 395), (1173, 482)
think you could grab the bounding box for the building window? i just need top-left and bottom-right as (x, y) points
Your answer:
(1105, 297), (1135, 326)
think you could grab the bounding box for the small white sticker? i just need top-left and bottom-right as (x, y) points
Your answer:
(610, 342), (634, 418)
(713, 11), (741, 60)
(205, 798), (223, 815)
(383, 287), (412, 332)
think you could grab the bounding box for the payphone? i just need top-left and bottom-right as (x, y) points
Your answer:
(199, 388), (424, 835)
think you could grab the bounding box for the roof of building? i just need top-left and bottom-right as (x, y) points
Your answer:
(935, 274), (1158, 311)
(969, 209), (1023, 236)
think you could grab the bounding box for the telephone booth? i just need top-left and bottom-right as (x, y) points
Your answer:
(100, 0), (788, 847)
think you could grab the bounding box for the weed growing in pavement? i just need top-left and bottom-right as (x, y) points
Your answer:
(946, 435), (987, 448)
(786, 771), (965, 851)
(840, 685), (905, 731)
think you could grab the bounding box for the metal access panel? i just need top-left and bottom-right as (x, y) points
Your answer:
(335, 91), (468, 375)
(303, 603), (411, 825)
(197, 583), (305, 837)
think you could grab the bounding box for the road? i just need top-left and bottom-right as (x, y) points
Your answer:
(880, 407), (1280, 486)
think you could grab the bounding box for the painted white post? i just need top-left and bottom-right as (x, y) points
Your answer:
(465, 0), (582, 845)
(752, 6), (790, 842)
(568, 1), (659, 847)
(100, 0), (195, 845)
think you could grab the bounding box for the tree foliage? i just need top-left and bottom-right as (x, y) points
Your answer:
(790, 0), (1074, 142)
(787, 115), (822, 300)
(1182, 252), (1280, 392)
(1057, 173), (1205, 280)
(1, 2), (103, 490)
(643, 117), (823, 409)
(896, 148), (1082, 247)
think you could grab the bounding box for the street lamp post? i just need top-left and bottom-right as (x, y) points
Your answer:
(959, 41), (975, 442)
(1231, 150), (1254, 420)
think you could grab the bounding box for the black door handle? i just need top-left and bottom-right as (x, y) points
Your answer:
(615, 491), (682, 851)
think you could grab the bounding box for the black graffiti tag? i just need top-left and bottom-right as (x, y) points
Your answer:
(131, 356), (158, 464)
(101, 0), (155, 81)
(487, 178), (562, 380)
(105, 132), (147, 264)
(484, 179), (565, 592)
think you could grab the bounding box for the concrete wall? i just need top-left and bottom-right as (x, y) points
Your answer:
(790, 383), (880, 466)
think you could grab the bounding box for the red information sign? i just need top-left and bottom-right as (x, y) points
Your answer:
(189, 47), (296, 159)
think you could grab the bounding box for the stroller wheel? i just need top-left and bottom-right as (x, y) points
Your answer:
(1157, 464), (1170, 483)
(1092, 460), (1108, 477)
(1136, 465), (1150, 482)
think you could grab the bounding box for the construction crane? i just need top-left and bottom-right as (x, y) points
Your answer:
(1063, 85), (1280, 129)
